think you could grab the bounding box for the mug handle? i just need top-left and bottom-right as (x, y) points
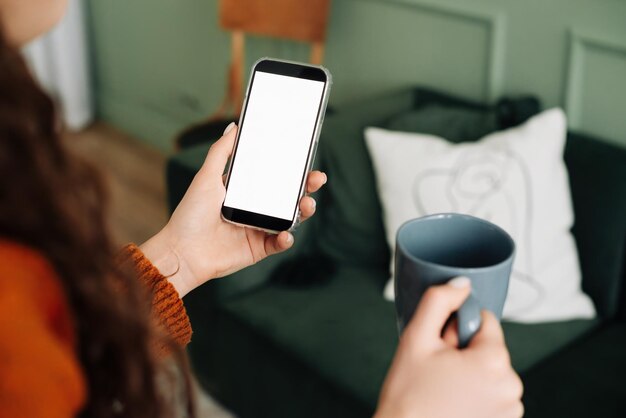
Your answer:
(457, 294), (482, 348)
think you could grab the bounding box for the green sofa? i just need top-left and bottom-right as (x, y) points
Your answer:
(167, 87), (626, 418)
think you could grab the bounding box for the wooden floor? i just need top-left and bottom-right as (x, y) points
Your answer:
(64, 123), (170, 246)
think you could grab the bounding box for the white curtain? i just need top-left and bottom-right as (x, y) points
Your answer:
(23, 0), (93, 131)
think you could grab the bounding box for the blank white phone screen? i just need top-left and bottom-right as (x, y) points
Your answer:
(224, 71), (325, 221)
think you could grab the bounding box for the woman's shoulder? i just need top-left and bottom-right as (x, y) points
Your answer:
(0, 239), (72, 325)
(0, 240), (87, 416)
(0, 239), (61, 285)
(0, 239), (57, 273)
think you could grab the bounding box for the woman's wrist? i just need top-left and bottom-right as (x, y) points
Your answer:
(140, 227), (195, 298)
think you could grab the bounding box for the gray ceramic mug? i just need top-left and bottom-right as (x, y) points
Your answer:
(394, 213), (515, 347)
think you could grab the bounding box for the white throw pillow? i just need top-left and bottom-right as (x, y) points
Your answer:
(365, 108), (596, 323)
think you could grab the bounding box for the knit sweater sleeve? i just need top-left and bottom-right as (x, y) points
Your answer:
(119, 244), (192, 348)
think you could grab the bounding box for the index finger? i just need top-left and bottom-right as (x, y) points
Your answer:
(403, 277), (471, 353)
(201, 124), (238, 179)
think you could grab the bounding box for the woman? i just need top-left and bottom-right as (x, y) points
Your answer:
(0, 0), (523, 417)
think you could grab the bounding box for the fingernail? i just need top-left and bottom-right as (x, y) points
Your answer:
(285, 233), (294, 245)
(323, 173), (328, 184)
(310, 198), (316, 209)
(449, 276), (471, 288)
(223, 122), (236, 135)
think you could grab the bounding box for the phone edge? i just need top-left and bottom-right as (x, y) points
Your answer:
(220, 57), (333, 234)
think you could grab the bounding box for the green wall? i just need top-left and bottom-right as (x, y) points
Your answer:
(88, 0), (626, 152)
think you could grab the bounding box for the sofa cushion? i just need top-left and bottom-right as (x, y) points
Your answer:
(221, 266), (396, 411)
(316, 90), (417, 270)
(316, 93), (482, 271)
(317, 115), (390, 271)
(564, 132), (626, 318)
(316, 88), (541, 274)
(385, 104), (497, 143)
(522, 323), (626, 418)
(210, 266), (598, 415)
(365, 109), (596, 323)
(504, 319), (599, 373)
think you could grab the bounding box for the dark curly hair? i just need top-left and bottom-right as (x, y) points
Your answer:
(0, 28), (193, 418)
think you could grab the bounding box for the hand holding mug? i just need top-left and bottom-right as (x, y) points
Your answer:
(375, 279), (524, 418)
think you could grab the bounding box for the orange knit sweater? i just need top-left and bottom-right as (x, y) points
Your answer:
(0, 240), (192, 418)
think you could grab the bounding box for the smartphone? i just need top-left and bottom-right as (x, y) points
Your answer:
(221, 58), (332, 233)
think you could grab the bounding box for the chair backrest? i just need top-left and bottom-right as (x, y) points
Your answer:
(210, 0), (332, 121)
(220, 0), (331, 44)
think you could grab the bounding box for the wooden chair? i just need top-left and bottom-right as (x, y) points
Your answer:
(176, 0), (332, 149)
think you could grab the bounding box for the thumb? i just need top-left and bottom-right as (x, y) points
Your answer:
(404, 277), (471, 353)
(467, 310), (505, 349)
(198, 123), (238, 182)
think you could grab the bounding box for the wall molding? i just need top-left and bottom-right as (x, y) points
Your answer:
(354, 0), (507, 100)
(565, 29), (626, 130)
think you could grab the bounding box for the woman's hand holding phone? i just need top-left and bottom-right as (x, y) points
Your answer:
(141, 123), (327, 298)
(375, 279), (524, 418)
